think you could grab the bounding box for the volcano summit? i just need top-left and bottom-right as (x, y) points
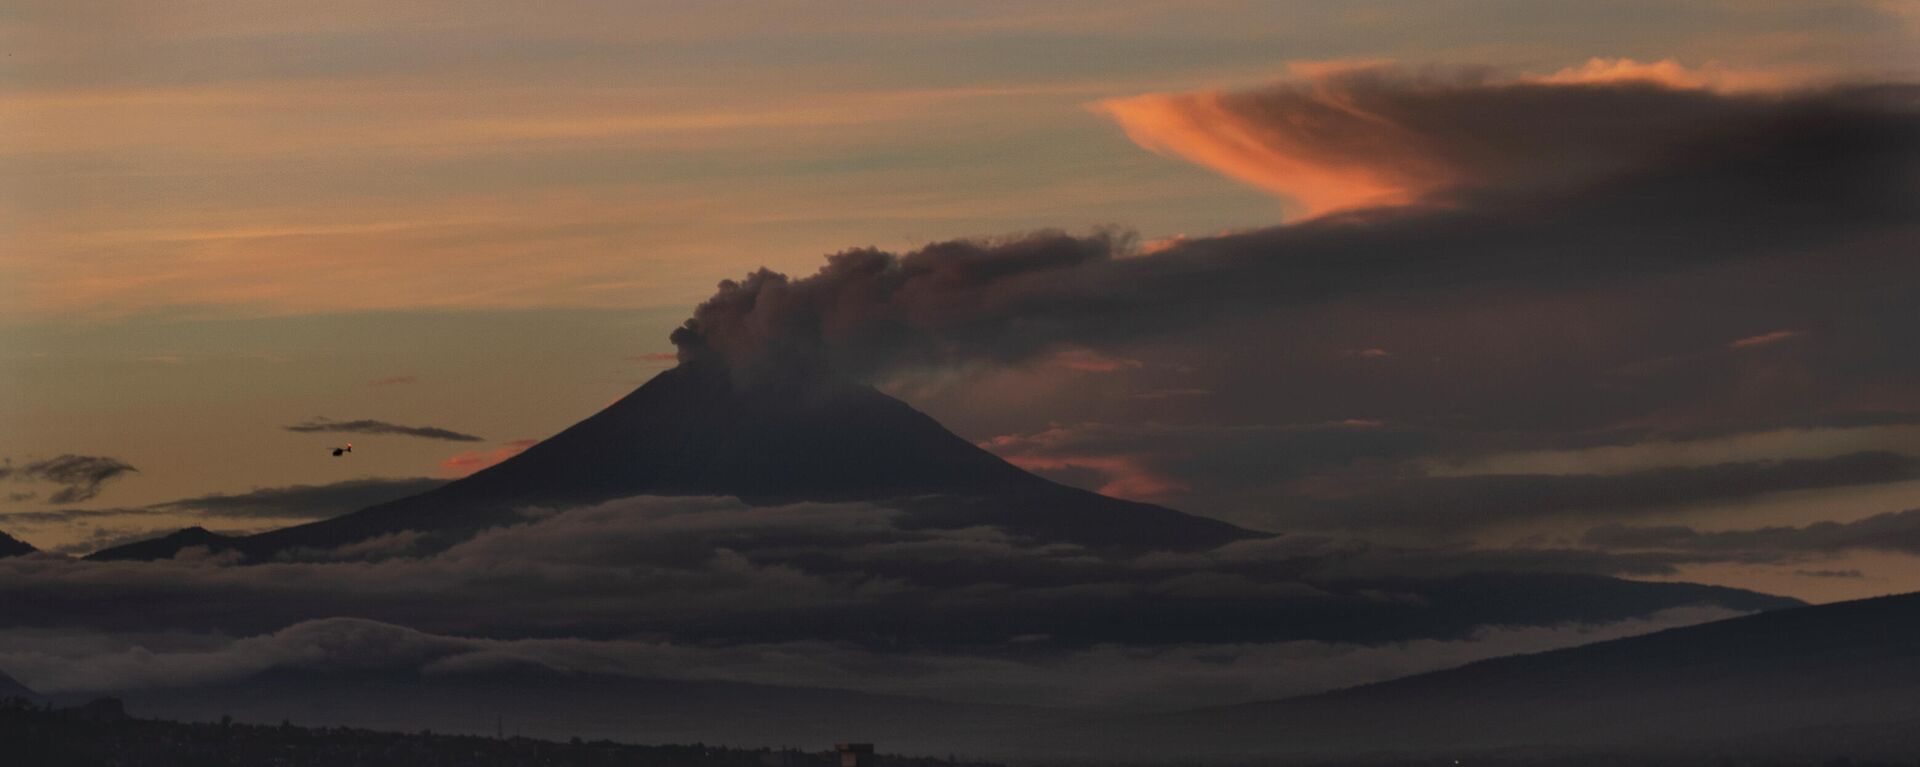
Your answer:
(93, 362), (1261, 562)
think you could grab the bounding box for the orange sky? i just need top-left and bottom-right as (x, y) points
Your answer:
(5, 1), (1913, 319)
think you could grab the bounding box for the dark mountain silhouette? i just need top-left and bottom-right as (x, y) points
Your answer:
(85, 526), (239, 562)
(92, 363), (1261, 561)
(1078, 590), (1920, 761)
(0, 530), (34, 558)
(0, 670), (38, 702)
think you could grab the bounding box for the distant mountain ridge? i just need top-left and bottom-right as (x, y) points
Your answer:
(0, 530), (33, 558)
(84, 526), (234, 562)
(0, 669), (40, 702)
(92, 363), (1261, 561)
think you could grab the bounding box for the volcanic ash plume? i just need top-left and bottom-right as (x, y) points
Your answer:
(668, 67), (1919, 386)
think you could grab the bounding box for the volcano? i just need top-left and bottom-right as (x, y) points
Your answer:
(97, 363), (1260, 561)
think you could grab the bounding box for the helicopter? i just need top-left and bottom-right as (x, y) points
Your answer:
(331, 442), (353, 457)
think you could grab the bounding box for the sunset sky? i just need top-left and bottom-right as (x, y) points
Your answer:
(4, 0), (1919, 603)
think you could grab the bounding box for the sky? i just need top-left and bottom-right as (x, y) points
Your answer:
(3, 0), (1919, 619)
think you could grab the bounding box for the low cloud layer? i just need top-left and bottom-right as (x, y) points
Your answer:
(1585, 508), (1920, 559)
(0, 495), (1788, 672)
(0, 605), (1741, 711)
(0, 455), (138, 504)
(0, 494), (1778, 709)
(283, 418), (483, 442)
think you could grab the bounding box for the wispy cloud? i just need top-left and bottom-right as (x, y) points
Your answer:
(0, 455), (138, 504)
(1584, 507), (1920, 558)
(284, 418), (483, 442)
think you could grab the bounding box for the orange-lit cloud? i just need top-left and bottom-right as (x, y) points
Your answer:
(439, 439), (538, 477)
(1093, 59), (1809, 218)
(1000, 452), (1190, 500)
(1136, 235), (1190, 256)
(1094, 73), (1436, 216)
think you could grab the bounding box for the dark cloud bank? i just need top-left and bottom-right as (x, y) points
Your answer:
(1289, 450), (1920, 532)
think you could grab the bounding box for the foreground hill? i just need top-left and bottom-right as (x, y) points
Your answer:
(92, 363), (1259, 561)
(1090, 590), (1920, 761)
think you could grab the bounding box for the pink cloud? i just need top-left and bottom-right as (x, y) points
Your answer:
(1094, 82), (1432, 216)
(439, 439), (539, 477)
(982, 427), (1188, 501)
(1523, 57), (1799, 92)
